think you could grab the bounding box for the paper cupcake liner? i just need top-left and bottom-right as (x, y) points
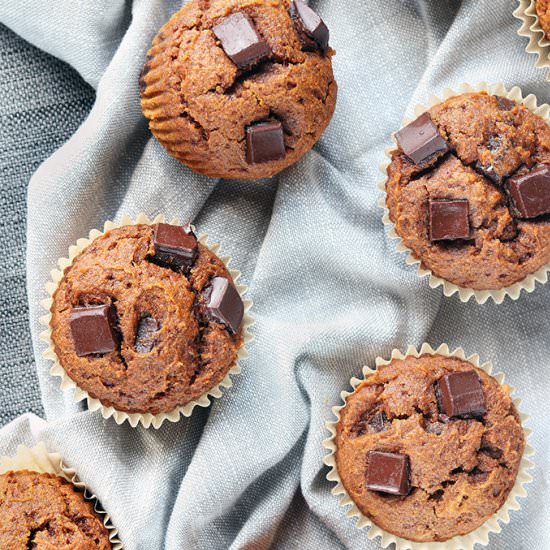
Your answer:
(378, 82), (550, 304)
(322, 342), (534, 550)
(39, 213), (254, 429)
(514, 0), (550, 79)
(0, 442), (122, 549)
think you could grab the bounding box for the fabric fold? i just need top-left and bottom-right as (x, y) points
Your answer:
(0, 0), (547, 548)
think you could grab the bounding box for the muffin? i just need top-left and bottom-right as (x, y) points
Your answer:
(385, 91), (550, 291)
(333, 353), (525, 543)
(535, 0), (550, 40)
(49, 222), (245, 416)
(140, 0), (337, 180)
(0, 470), (111, 549)
(515, 0), (550, 82)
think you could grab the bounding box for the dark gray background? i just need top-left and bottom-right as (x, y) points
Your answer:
(0, 23), (94, 426)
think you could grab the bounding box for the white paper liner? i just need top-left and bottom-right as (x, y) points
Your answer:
(322, 343), (534, 549)
(39, 213), (254, 429)
(514, 0), (550, 80)
(0, 442), (122, 549)
(378, 82), (550, 304)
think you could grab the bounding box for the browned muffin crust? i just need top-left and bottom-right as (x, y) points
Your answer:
(140, 0), (337, 180)
(386, 92), (550, 290)
(335, 354), (525, 543)
(50, 224), (243, 415)
(0, 470), (111, 549)
(535, 0), (550, 40)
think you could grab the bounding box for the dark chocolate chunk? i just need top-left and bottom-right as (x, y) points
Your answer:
(366, 451), (411, 496)
(474, 135), (507, 183)
(69, 304), (119, 357)
(139, 66), (149, 95)
(487, 135), (503, 155)
(289, 0), (329, 51)
(506, 163), (550, 218)
(369, 411), (389, 433)
(246, 119), (286, 164)
(428, 489), (444, 501)
(135, 315), (160, 353)
(429, 199), (470, 242)
(425, 421), (445, 435)
(139, 55), (154, 95)
(474, 161), (499, 183)
(213, 12), (270, 69)
(435, 371), (486, 418)
(480, 445), (503, 460)
(151, 223), (198, 272)
(395, 112), (449, 165)
(495, 96), (516, 111)
(203, 277), (244, 334)
(467, 468), (489, 484)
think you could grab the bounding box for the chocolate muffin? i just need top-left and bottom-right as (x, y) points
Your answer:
(50, 223), (245, 415)
(535, 0), (550, 41)
(0, 470), (111, 549)
(140, 0), (337, 180)
(385, 92), (550, 290)
(334, 353), (525, 543)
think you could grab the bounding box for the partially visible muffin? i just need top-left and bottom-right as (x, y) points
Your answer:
(50, 223), (244, 415)
(386, 92), (550, 290)
(0, 470), (111, 549)
(140, 0), (337, 180)
(535, 0), (550, 40)
(335, 353), (525, 542)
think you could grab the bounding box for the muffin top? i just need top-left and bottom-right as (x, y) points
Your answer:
(335, 354), (525, 543)
(535, 0), (550, 41)
(50, 224), (244, 415)
(0, 470), (111, 549)
(140, 0), (337, 180)
(386, 92), (550, 290)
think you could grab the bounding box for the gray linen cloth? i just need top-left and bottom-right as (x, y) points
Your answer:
(0, 0), (548, 548)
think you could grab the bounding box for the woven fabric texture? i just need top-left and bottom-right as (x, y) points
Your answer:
(0, 1), (548, 549)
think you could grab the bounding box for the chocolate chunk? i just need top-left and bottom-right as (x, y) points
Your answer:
(480, 445), (503, 460)
(487, 135), (503, 155)
(203, 277), (244, 334)
(369, 411), (389, 433)
(435, 371), (486, 418)
(69, 304), (119, 357)
(395, 112), (449, 165)
(246, 119), (286, 164)
(425, 421), (445, 435)
(495, 96), (516, 111)
(506, 163), (550, 218)
(474, 136), (508, 183)
(139, 66), (149, 95)
(139, 55), (154, 95)
(151, 223), (198, 272)
(474, 161), (499, 183)
(429, 199), (470, 241)
(135, 315), (160, 353)
(213, 12), (270, 69)
(467, 469), (489, 484)
(428, 489), (444, 501)
(289, 0), (329, 51)
(366, 451), (411, 496)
